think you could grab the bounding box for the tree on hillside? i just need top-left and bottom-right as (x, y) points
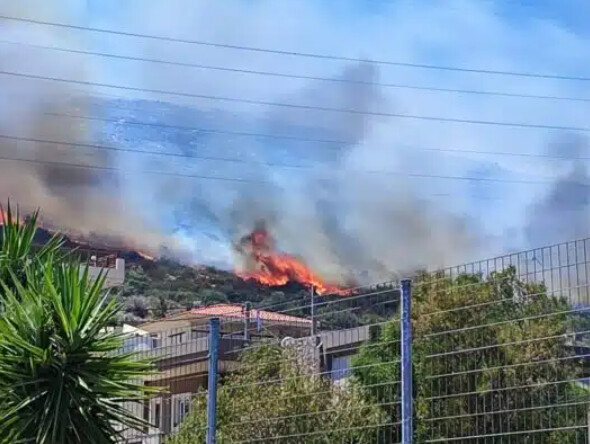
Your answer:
(195, 288), (228, 305)
(0, 204), (158, 443)
(124, 295), (150, 321)
(149, 294), (181, 318)
(353, 267), (589, 443)
(120, 265), (151, 297)
(168, 344), (384, 444)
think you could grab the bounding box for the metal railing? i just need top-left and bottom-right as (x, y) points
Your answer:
(119, 237), (590, 443)
(32, 243), (120, 268)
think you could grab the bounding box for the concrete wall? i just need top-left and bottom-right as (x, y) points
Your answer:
(86, 258), (125, 288)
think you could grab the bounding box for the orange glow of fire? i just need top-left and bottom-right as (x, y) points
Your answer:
(237, 227), (349, 296)
(0, 208), (24, 225)
(136, 250), (156, 261)
(0, 207), (157, 261)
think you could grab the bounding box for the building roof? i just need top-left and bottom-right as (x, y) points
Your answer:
(139, 303), (311, 330)
(185, 304), (312, 324)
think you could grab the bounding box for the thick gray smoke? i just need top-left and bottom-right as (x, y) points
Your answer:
(0, 1), (181, 253)
(1, 0), (588, 285)
(526, 134), (590, 246)
(216, 63), (481, 283)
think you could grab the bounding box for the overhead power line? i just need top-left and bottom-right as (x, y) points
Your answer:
(2, 133), (590, 188)
(1, 40), (588, 104)
(2, 70), (589, 133)
(47, 112), (345, 148)
(0, 133), (311, 170)
(0, 153), (270, 184)
(45, 112), (590, 162)
(1, 14), (589, 82)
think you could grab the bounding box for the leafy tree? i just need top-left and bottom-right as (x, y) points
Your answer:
(120, 265), (151, 297)
(317, 306), (360, 330)
(353, 267), (589, 443)
(168, 344), (384, 444)
(149, 294), (181, 318)
(124, 295), (150, 320)
(0, 204), (158, 443)
(196, 288), (228, 305)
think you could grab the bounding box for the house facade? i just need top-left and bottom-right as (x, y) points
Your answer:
(122, 304), (314, 442)
(121, 304), (381, 443)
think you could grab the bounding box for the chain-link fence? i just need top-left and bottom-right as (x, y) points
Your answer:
(119, 237), (590, 443)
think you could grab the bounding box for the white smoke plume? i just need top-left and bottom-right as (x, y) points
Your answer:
(0, 1), (184, 254)
(1, 0), (589, 283)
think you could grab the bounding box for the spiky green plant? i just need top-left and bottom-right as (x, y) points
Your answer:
(0, 201), (64, 290)
(0, 203), (159, 443)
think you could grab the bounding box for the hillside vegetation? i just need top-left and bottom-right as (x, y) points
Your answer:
(116, 258), (398, 329)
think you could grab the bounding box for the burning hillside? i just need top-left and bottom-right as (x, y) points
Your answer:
(236, 225), (349, 296)
(2, 203), (349, 295)
(0, 206), (156, 264)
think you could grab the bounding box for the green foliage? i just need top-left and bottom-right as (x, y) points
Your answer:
(0, 203), (64, 292)
(117, 260), (391, 328)
(168, 344), (384, 444)
(353, 267), (588, 443)
(120, 265), (151, 297)
(0, 203), (159, 443)
(196, 288), (228, 305)
(149, 294), (179, 319)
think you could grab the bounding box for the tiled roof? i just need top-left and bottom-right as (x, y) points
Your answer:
(181, 303), (311, 324)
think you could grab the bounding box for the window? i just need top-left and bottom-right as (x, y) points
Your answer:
(150, 334), (161, 349)
(154, 403), (161, 428)
(171, 393), (192, 432)
(169, 332), (186, 345)
(331, 355), (352, 382)
(148, 398), (163, 436)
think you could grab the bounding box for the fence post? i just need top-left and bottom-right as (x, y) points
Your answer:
(310, 285), (316, 336)
(243, 302), (251, 341)
(206, 318), (220, 444)
(401, 279), (413, 444)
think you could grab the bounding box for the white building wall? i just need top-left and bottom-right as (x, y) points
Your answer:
(86, 258), (125, 288)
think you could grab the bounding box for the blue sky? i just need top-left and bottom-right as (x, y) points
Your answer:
(1, 0), (590, 279)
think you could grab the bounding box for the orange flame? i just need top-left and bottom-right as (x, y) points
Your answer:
(237, 227), (348, 296)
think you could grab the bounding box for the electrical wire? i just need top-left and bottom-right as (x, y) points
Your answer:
(46, 111), (590, 162)
(1, 39), (589, 104)
(2, 134), (589, 188)
(1, 14), (589, 82)
(0, 153), (270, 184)
(2, 70), (589, 132)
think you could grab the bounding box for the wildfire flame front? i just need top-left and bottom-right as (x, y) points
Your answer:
(237, 226), (348, 296)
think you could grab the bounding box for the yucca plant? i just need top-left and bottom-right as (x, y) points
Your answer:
(0, 204), (159, 443)
(0, 202), (64, 291)
(0, 263), (159, 443)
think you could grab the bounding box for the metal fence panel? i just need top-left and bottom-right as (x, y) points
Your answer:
(120, 283), (402, 443)
(413, 238), (590, 443)
(118, 237), (590, 443)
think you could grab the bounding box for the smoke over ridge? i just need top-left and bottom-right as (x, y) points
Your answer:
(1, 0), (589, 284)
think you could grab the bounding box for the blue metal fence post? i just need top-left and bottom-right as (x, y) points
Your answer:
(401, 279), (413, 444)
(206, 318), (220, 444)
